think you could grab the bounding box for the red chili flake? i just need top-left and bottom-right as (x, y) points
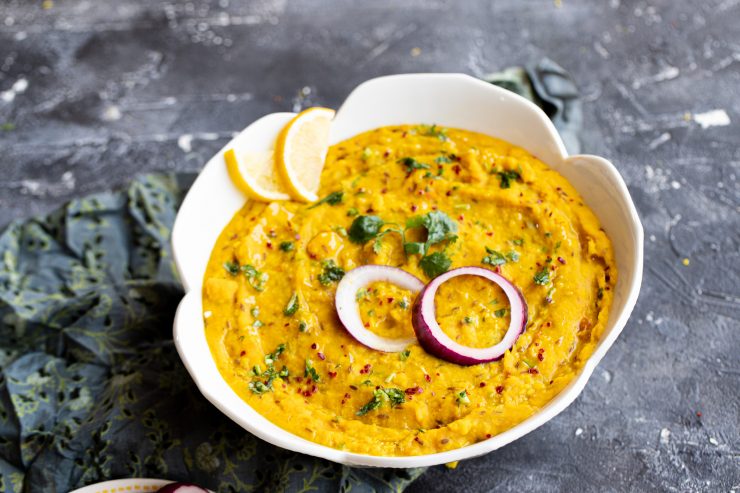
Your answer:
(494, 266), (501, 274)
(495, 386), (504, 394)
(546, 321), (551, 327)
(360, 364), (372, 374)
(537, 353), (544, 362)
(458, 214), (464, 222)
(381, 188), (387, 194)
(453, 164), (462, 175)
(284, 323), (289, 327)
(311, 343), (317, 349)
(486, 232), (493, 237)
(312, 385), (317, 392)
(297, 388), (302, 394)
(308, 252), (317, 259)
(405, 386), (423, 395)
(479, 382), (486, 388)
(386, 297), (394, 304)
(307, 378), (313, 385)
(486, 433), (492, 439)
(446, 190), (452, 196)
(317, 352), (326, 360)
(344, 393), (351, 399)
(414, 436), (424, 445)
(366, 207), (375, 213)
(424, 374), (432, 382)
(296, 377), (303, 383)
(557, 257), (566, 264)
(240, 350), (246, 357)
(266, 242), (273, 249)
(431, 205), (438, 210)
(528, 368), (539, 375)
(410, 204), (418, 212)
(605, 274), (611, 282)
(383, 150), (390, 158)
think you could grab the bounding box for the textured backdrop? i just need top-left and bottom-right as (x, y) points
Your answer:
(0, 1), (738, 491)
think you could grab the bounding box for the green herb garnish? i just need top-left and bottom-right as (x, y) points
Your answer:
(456, 390), (470, 406)
(398, 157), (431, 173)
(496, 170), (521, 189)
(507, 251), (520, 262)
(512, 238), (524, 246)
(435, 154), (453, 164)
(279, 241), (294, 252)
(534, 267), (550, 285)
(419, 251), (452, 278)
(399, 349), (411, 361)
(305, 359), (321, 382)
(494, 308), (507, 318)
(283, 292), (299, 316)
(346, 207), (359, 217)
(406, 210), (458, 247)
(318, 259), (345, 285)
(298, 321), (308, 332)
(348, 215), (385, 244)
(248, 343), (287, 394)
(356, 387), (406, 416)
(223, 261), (240, 276)
(482, 248), (507, 267)
(308, 191), (344, 209)
(417, 124), (448, 141)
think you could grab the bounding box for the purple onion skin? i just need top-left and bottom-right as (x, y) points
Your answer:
(411, 281), (529, 366)
(156, 483), (209, 493)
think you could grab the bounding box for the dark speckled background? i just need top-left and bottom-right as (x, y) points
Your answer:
(0, 1), (738, 491)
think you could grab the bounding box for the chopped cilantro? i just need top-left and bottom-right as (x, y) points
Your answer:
(356, 387), (406, 416)
(253, 320), (263, 329)
(298, 321), (308, 332)
(248, 381), (271, 394)
(512, 238), (524, 246)
(223, 261), (240, 276)
(417, 124), (448, 141)
(346, 207), (359, 217)
(435, 154), (453, 164)
(318, 259), (345, 285)
(496, 170), (521, 189)
(250, 307), (260, 318)
(420, 251), (452, 278)
(398, 299), (409, 309)
(242, 264), (268, 291)
(399, 349), (411, 361)
(283, 292), (299, 316)
(534, 267), (550, 285)
(507, 251), (520, 262)
(494, 308), (507, 318)
(305, 359), (321, 382)
(482, 248), (507, 267)
(463, 316), (473, 324)
(398, 157), (431, 173)
(308, 191), (344, 209)
(456, 390), (470, 406)
(279, 241), (294, 252)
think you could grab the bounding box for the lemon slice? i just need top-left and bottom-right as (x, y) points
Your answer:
(275, 107), (336, 202)
(224, 148), (292, 202)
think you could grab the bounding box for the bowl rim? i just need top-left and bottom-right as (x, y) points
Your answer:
(171, 73), (644, 467)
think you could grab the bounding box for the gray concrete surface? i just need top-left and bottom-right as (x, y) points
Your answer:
(1, 1), (738, 491)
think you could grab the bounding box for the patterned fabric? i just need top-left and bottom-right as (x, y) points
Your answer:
(0, 65), (579, 493)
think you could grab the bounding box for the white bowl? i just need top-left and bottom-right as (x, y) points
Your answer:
(171, 73), (643, 468)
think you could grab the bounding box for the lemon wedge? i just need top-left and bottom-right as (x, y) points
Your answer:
(224, 148), (292, 202)
(275, 107), (336, 202)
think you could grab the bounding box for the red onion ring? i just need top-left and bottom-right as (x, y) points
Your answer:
(335, 265), (425, 352)
(412, 266), (528, 365)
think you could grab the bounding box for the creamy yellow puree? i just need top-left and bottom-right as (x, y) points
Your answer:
(202, 124), (616, 456)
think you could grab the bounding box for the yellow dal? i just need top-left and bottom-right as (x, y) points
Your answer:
(203, 125), (616, 456)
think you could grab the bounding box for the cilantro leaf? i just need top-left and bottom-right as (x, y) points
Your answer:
(496, 170), (521, 189)
(356, 387), (406, 416)
(398, 157), (430, 173)
(348, 215), (385, 244)
(305, 359), (321, 382)
(283, 292), (299, 316)
(534, 266), (550, 285)
(482, 248), (507, 267)
(420, 251), (452, 278)
(279, 241), (294, 252)
(308, 191), (344, 209)
(318, 260), (345, 285)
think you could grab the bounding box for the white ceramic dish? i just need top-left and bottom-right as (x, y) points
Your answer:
(171, 73), (643, 468)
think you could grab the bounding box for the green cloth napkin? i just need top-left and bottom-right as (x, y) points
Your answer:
(0, 59), (580, 493)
